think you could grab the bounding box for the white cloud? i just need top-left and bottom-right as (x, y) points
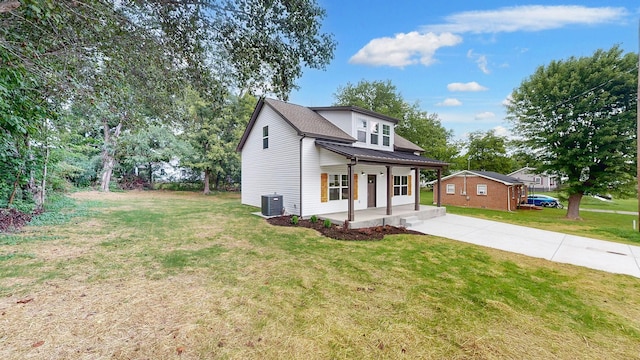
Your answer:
(493, 125), (509, 137)
(467, 49), (490, 74)
(349, 31), (462, 67)
(422, 5), (628, 34)
(475, 112), (495, 120)
(502, 94), (513, 106)
(437, 98), (463, 106)
(447, 81), (488, 92)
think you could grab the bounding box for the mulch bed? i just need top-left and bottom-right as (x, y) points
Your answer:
(0, 208), (40, 233)
(267, 215), (423, 241)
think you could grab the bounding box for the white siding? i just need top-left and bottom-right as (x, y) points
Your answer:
(240, 106), (301, 215)
(314, 110), (352, 135)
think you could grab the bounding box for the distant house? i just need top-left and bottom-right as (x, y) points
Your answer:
(432, 170), (527, 211)
(236, 98), (449, 226)
(508, 167), (558, 191)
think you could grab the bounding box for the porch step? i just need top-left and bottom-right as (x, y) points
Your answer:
(400, 216), (423, 228)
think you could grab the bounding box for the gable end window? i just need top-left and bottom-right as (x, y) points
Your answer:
(477, 184), (487, 196)
(262, 126), (269, 149)
(446, 183), (455, 194)
(393, 175), (408, 196)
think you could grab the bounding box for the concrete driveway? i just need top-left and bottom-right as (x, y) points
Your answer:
(409, 214), (640, 278)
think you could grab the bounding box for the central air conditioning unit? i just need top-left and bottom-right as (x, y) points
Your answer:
(261, 194), (283, 216)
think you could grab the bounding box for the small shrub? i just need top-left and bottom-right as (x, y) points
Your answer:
(310, 215), (318, 223)
(323, 219), (332, 228)
(291, 215), (299, 225)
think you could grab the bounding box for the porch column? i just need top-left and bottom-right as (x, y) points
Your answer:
(348, 163), (354, 222)
(413, 167), (421, 211)
(386, 165), (393, 215)
(436, 168), (442, 207)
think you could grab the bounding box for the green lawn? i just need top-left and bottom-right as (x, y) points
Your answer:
(0, 191), (639, 359)
(422, 189), (640, 245)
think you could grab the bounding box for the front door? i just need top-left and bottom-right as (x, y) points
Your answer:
(367, 175), (376, 208)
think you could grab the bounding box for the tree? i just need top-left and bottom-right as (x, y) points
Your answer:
(507, 46), (637, 219)
(463, 130), (513, 173)
(180, 91), (255, 194)
(333, 80), (458, 165)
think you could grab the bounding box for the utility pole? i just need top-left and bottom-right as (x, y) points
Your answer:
(637, 20), (639, 231)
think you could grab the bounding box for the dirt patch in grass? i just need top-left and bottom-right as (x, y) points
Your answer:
(266, 215), (422, 241)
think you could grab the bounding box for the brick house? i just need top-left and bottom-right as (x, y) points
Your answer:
(432, 170), (527, 211)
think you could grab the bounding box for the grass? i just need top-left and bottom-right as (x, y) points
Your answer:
(422, 189), (640, 245)
(0, 190), (639, 359)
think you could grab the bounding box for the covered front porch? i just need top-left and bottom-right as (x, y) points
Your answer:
(320, 204), (446, 229)
(316, 141), (448, 228)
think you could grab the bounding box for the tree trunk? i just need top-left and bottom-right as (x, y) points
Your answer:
(38, 146), (49, 209)
(203, 169), (211, 195)
(8, 170), (21, 206)
(148, 162), (153, 186)
(566, 193), (583, 220)
(100, 120), (122, 192)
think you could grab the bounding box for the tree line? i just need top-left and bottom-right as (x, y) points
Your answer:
(1, 1), (636, 220)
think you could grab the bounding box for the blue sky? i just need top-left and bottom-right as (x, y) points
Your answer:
(288, 1), (640, 140)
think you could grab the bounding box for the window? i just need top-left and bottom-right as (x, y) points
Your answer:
(477, 184), (487, 195)
(160, 168), (166, 176)
(329, 174), (349, 200)
(181, 169), (186, 177)
(534, 176), (542, 184)
(446, 183), (455, 194)
(394, 175), (408, 196)
(382, 124), (390, 146)
(357, 119), (367, 143)
(370, 121), (379, 145)
(262, 126), (269, 149)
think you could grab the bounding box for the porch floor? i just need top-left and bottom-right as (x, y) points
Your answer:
(320, 204), (446, 229)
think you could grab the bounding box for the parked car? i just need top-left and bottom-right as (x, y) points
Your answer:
(526, 194), (564, 209)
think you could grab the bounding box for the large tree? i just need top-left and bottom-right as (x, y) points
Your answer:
(333, 79), (458, 164)
(2, 0), (336, 195)
(507, 46), (637, 219)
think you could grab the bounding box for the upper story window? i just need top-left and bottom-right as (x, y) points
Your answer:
(382, 124), (390, 146)
(357, 119), (367, 143)
(262, 126), (269, 149)
(370, 122), (379, 145)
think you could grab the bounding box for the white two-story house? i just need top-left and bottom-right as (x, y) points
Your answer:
(237, 98), (448, 227)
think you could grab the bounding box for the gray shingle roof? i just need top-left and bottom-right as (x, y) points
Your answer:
(316, 141), (447, 168)
(264, 98), (355, 142)
(394, 134), (424, 153)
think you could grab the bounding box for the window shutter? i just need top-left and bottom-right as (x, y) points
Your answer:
(354, 174), (358, 200)
(408, 175), (412, 196)
(320, 173), (328, 202)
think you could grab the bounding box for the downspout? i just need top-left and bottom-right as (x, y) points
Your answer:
(299, 134), (306, 217)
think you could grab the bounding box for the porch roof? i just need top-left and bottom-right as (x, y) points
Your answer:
(316, 140), (448, 168)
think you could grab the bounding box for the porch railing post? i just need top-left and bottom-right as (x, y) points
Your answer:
(414, 167), (420, 211)
(437, 168), (442, 207)
(348, 163), (354, 222)
(386, 165), (392, 215)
